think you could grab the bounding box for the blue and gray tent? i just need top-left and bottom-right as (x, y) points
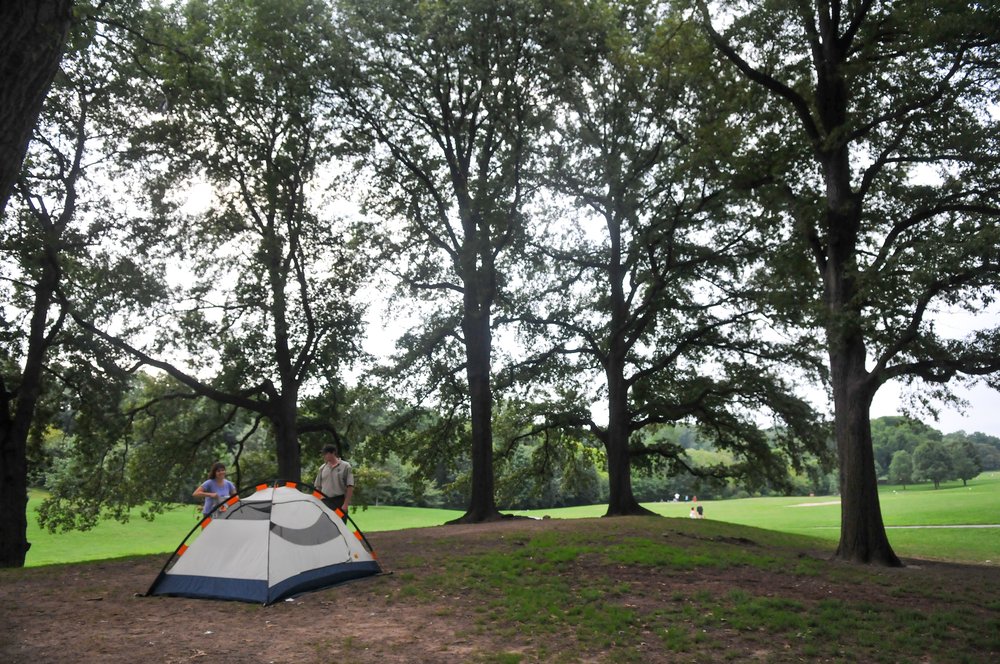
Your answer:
(147, 481), (382, 605)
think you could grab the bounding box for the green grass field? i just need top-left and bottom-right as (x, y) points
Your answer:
(24, 471), (1000, 567)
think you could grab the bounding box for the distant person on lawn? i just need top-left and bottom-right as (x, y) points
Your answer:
(315, 444), (354, 516)
(193, 462), (237, 516)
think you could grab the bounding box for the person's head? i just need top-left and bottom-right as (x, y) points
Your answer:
(321, 444), (340, 461)
(208, 462), (227, 481)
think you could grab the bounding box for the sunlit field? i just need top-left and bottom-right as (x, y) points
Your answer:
(24, 472), (999, 567)
(513, 471), (1000, 565)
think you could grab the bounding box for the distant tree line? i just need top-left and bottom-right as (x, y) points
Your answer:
(873, 416), (994, 490)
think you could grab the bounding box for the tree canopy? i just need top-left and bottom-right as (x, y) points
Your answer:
(514, 0), (829, 516)
(698, 0), (1000, 565)
(329, 0), (589, 522)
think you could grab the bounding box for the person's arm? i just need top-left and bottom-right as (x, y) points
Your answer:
(342, 484), (354, 511)
(193, 482), (217, 500)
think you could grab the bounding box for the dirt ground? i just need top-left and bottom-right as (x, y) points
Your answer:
(1, 518), (996, 663)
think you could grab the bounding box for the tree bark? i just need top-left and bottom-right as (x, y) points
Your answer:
(0, 246), (62, 567)
(828, 336), (901, 565)
(821, 129), (901, 565)
(0, 0), (73, 215)
(599, 210), (653, 518)
(449, 306), (503, 523)
(0, 403), (31, 568)
(603, 352), (654, 517)
(272, 394), (301, 482)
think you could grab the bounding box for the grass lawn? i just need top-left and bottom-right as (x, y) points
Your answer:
(6, 514), (999, 663)
(23, 493), (466, 567)
(23, 471), (1000, 567)
(503, 471), (1000, 566)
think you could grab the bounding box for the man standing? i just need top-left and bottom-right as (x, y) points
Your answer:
(314, 444), (354, 515)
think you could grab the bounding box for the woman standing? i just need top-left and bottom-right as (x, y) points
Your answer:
(193, 462), (237, 516)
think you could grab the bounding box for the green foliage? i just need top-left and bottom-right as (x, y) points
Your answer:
(139, 0), (371, 382)
(494, 438), (608, 510)
(888, 450), (914, 488)
(508, 0), (830, 514)
(34, 371), (268, 531)
(973, 442), (1000, 471)
(913, 440), (955, 489)
(28, 0), (378, 508)
(490, 403), (609, 510)
(947, 438), (982, 486)
(701, 0), (1000, 563)
(351, 392), (472, 509)
(8, 0), (1000, 567)
(629, 425), (836, 501)
(873, 421), (989, 490)
(944, 431), (1000, 471)
(871, 417), (943, 476)
(0, 0), (165, 563)
(331, 0), (599, 517)
(351, 453), (433, 508)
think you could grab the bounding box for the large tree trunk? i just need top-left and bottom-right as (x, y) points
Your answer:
(600, 214), (653, 517)
(273, 394), (301, 482)
(829, 338), (901, 565)
(0, 408), (31, 568)
(814, 23), (900, 563)
(449, 306), (503, 523)
(2, 0), (79, 561)
(0, 0), (73, 215)
(603, 354), (653, 517)
(821, 136), (901, 564)
(0, 256), (61, 567)
(823, 249), (902, 566)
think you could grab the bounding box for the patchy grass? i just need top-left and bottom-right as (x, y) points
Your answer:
(3, 515), (998, 663)
(375, 518), (1000, 663)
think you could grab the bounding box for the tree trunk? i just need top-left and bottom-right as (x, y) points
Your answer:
(814, 28), (900, 563)
(0, 0), (73, 215)
(449, 306), (503, 523)
(828, 321), (901, 566)
(272, 395), (301, 482)
(0, 416), (31, 568)
(823, 257), (902, 566)
(0, 253), (61, 567)
(603, 354), (653, 517)
(599, 210), (653, 518)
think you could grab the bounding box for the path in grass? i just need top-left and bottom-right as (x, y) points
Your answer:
(887, 524), (1000, 528)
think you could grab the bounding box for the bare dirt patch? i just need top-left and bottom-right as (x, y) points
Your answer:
(1, 518), (997, 663)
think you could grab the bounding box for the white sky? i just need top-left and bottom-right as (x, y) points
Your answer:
(871, 380), (1000, 437)
(363, 305), (1000, 438)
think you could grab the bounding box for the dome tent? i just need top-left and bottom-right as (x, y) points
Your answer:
(147, 481), (381, 605)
